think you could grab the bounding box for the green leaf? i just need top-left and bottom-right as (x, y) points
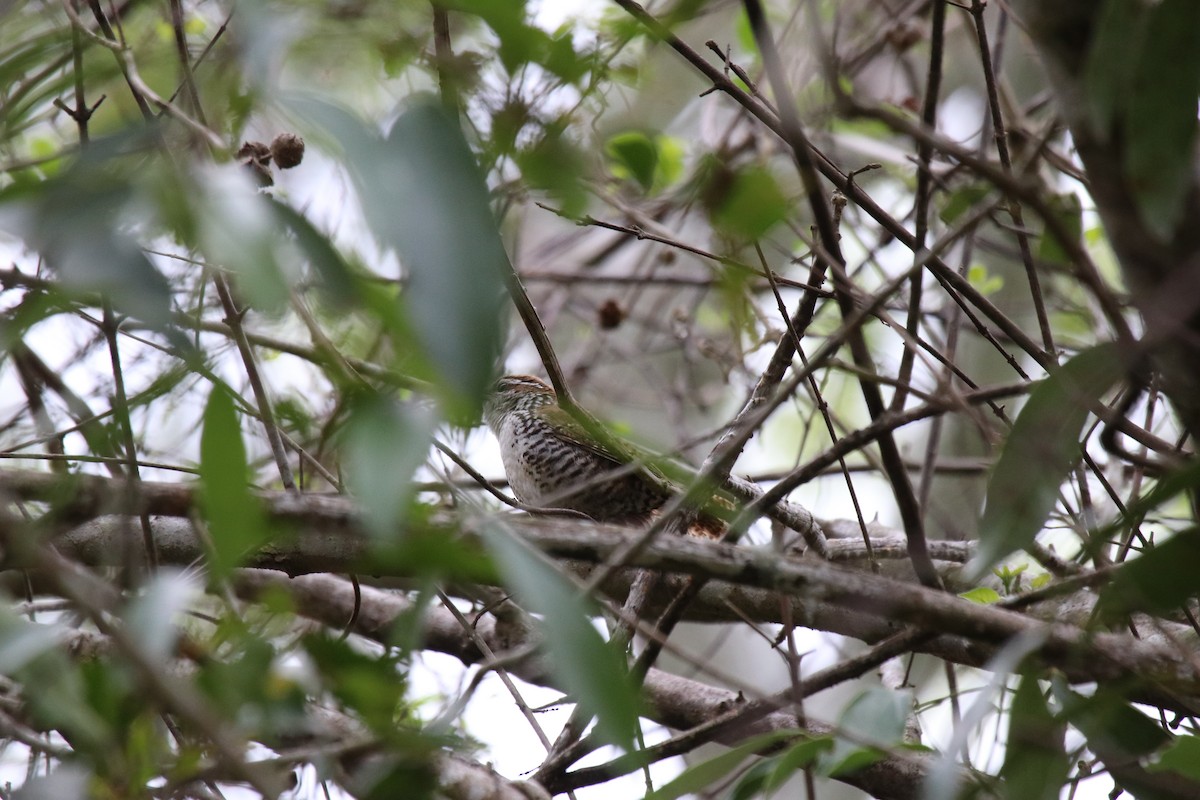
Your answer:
(1112, 458), (1200, 536)
(382, 99), (508, 420)
(304, 634), (408, 734)
(605, 130), (657, 191)
(367, 513), (498, 585)
(939, 183), (990, 224)
(764, 737), (834, 792)
(1121, 0), (1200, 241)
(1055, 684), (1169, 761)
(541, 30), (589, 84)
(645, 730), (800, 800)
(959, 587), (1001, 605)
(484, 526), (641, 749)
(820, 687), (909, 777)
(604, 132), (685, 195)
(1150, 735), (1200, 781)
(268, 198), (357, 306)
(966, 263), (1004, 296)
(1084, 0), (1146, 138)
(123, 571), (196, 665)
(199, 385), (269, 578)
(341, 752), (438, 800)
(1037, 192), (1083, 267)
(1098, 528), (1200, 622)
(1000, 675), (1069, 800)
(654, 136), (685, 189)
(965, 344), (1125, 582)
(342, 393), (434, 539)
(704, 164), (790, 240)
(442, 0), (541, 74)
(194, 163), (289, 314)
(727, 758), (773, 800)
(0, 613), (111, 754)
(0, 612), (66, 674)
(1085, 0), (1200, 241)
(516, 129), (588, 216)
(0, 134), (174, 327)
(287, 95), (505, 418)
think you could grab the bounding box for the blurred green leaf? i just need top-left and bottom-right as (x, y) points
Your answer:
(820, 687), (909, 777)
(959, 587), (1001, 604)
(964, 263), (1003, 298)
(1085, 0), (1145, 137)
(645, 730), (800, 800)
(714, 263), (758, 342)
(195, 163), (289, 314)
(966, 344), (1125, 581)
(728, 758), (773, 800)
(123, 571), (195, 665)
(269, 198), (357, 306)
(0, 613), (111, 754)
(441, 0), (540, 74)
(1122, 0), (1200, 242)
(440, 0), (586, 82)
(734, 8), (756, 55)
(1056, 683), (1169, 761)
(542, 30), (589, 84)
(305, 633), (408, 734)
(1000, 675), (1068, 800)
(0, 612), (65, 674)
(341, 750), (438, 800)
(342, 393), (434, 539)
(485, 526), (641, 749)
(517, 128), (588, 216)
(367, 514), (497, 584)
(287, 95), (502, 411)
(0, 135), (173, 326)
(1098, 528), (1200, 622)
(764, 737), (835, 792)
(1037, 192), (1083, 267)
(1085, 0), (1200, 241)
(1111, 458), (1200, 538)
(199, 385), (270, 578)
(704, 163), (790, 240)
(1150, 735), (1200, 780)
(655, 136), (685, 189)
(383, 99), (507, 419)
(197, 636), (307, 738)
(939, 183), (990, 224)
(606, 131), (657, 191)
(605, 131), (685, 194)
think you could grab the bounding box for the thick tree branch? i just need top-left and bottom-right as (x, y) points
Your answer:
(6, 480), (1194, 706)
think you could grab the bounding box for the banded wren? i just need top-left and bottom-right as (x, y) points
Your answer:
(483, 374), (724, 535)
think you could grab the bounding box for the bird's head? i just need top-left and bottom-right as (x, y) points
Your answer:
(483, 374), (557, 431)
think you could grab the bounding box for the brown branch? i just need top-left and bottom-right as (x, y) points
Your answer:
(233, 570), (949, 800)
(5, 479), (1192, 704)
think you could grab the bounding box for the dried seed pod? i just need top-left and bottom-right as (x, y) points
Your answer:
(270, 133), (305, 169)
(597, 299), (625, 330)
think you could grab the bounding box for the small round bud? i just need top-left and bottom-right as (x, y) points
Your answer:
(270, 133), (305, 169)
(597, 299), (625, 330)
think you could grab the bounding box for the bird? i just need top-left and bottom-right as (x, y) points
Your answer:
(483, 374), (726, 536)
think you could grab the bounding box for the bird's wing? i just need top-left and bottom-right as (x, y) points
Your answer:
(538, 404), (633, 468)
(541, 405), (691, 491)
(545, 404), (737, 533)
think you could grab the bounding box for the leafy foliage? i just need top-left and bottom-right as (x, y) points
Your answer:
(0, 0), (1196, 798)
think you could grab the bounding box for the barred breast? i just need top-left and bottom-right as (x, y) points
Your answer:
(499, 409), (668, 522)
